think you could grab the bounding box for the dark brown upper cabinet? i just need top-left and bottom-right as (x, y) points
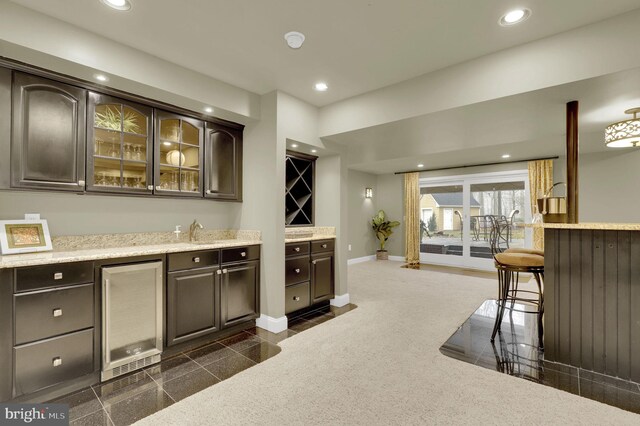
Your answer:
(154, 110), (204, 197)
(11, 72), (86, 192)
(285, 151), (316, 226)
(86, 92), (153, 195)
(204, 122), (242, 201)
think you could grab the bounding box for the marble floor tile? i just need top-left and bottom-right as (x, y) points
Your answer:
(160, 369), (220, 402)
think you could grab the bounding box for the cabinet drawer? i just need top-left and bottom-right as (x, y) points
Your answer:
(285, 257), (310, 286)
(15, 262), (94, 293)
(311, 239), (334, 253)
(168, 250), (219, 272)
(221, 245), (260, 264)
(285, 242), (310, 257)
(14, 329), (94, 396)
(285, 282), (310, 314)
(15, 283), (94, 345)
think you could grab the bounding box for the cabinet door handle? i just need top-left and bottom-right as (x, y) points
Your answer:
(240, 251), (246, 257)
(312, 260), (317, 265)
(321, 244), (327, 248)
(53, 272), (63, 280)
(216, 269), (222, 275)
(147, 185), (154, 191)
(294, 247), (300, 252)
(156, 185), (162, 191)
(52, 308), (63, 317)
(78, 180), (85, 186)
(293, 296), (300, 301)
(223, 269), (228, 274)
(294, 268), (301, 274)
(206, 190), (212, 194)
(52, 357), (63, 367)
(193, 257), (200, 263)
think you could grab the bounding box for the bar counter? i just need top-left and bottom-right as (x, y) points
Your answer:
(541, 223), (640, 382)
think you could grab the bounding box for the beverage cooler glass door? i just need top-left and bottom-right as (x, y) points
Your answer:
(101, 261), (163, 381)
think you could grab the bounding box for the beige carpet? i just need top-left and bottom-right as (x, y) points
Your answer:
(137, 261), (640, 425)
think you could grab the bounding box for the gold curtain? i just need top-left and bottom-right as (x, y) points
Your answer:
(528, 160), (553, 250)
(404, 172), (420, 265)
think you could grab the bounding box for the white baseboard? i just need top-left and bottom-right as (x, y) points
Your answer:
(388, 255), (405, 262)
(348, 255), (375, 265)
(255, 314), (288, 333)
(330, 293), (350, 307)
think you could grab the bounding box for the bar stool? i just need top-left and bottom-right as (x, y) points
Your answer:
(488, 218), (545, 348)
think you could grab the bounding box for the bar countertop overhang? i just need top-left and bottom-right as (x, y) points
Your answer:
(525, 222), (640, 231)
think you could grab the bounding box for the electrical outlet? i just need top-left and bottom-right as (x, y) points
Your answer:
(24, 213), (40, 220)
(348, 244), (352, 251)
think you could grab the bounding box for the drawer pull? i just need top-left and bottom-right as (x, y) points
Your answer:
(293, 296), (300, 301)
(312, 260), (317, 265)
(240, 251), (246, 257)
(193, 257), (201, 263)
(53, 272), (63, 280)
(216, 269), (222, 275)
(52, 357), (63, 367)
(222, 269), (228, 274)
(294, 247), (300, 252)
(294, 268), (301, 274)
(321, 244), (327, 248)
(52, 308), (63, 317)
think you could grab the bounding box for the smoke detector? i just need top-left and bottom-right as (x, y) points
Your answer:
(284, 31), (305, 49)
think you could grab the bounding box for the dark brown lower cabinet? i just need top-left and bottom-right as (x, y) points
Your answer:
(221, 260), (259, 328)
(167, 266), (219, 346)
(311, 253), (334, 304)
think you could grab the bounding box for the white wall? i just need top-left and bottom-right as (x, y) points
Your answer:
(347, 170), (378, 259)
(374, 173), (405, 257)
(319, 8), (640, 137)
(0, 0), (259, 123)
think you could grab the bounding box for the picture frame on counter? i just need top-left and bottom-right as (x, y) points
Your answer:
(0, 219), (53, 254)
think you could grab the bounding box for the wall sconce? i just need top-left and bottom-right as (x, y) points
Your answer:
(365, 188), (373, 198)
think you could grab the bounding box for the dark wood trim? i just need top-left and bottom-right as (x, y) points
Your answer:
(394, 156), (560, 174)
(0, 56), (244, 130)
(0, 269), (13, 401)
(566, 100), (579, 224)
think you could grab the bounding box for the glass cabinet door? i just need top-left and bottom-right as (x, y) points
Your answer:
(87, 92), (152, 194)
(154, 110), (203, 196)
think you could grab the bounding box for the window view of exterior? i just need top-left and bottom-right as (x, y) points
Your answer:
(420, 185), (466, 257)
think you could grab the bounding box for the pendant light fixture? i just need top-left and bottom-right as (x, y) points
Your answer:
(605, 108), (640, 148)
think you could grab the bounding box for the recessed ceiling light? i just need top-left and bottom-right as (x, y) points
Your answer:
(291, 144), (298, 148)
(311, 149), (317, 153)
(284, 31), (305, 49)
(204, 107), (213, 113)
(499, 8), (531, 26)
(502, 154), (511, 159)
(99, 0), (131, 11)
(95, 74), (108, 82)
(314, 82), (328, 92)
(417, 163), (424, 168)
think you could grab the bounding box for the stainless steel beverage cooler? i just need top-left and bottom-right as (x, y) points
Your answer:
(101, 261), (163, 381)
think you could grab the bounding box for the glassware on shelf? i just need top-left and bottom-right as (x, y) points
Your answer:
(96, 171), (107, 186)
(133, 145), (142, 161)
(135, 176), (144, 189)
(109, 142), (119, 158)
(124, 143), (132, 160)
(95, 139), (103, 156)
(170, 171), (179, 190)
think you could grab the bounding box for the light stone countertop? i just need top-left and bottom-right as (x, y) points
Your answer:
(524, 223), (640, 231)
(284, 226), (336, 243)
(284, 235), (336, 243)
(0, 239), (262, 269)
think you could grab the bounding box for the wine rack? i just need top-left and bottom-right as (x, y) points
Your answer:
(285, 152), (315, 226)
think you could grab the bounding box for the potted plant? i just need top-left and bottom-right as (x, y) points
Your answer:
(371, 210), (400, 260)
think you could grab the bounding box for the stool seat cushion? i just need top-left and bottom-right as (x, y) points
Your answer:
(495, 252), (545, 267)
(504, 248), (544, 257)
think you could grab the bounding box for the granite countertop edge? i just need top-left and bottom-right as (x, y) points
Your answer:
(523, 223), (640, 231)
(0, 239), (263, 269)
(284, 235), (336, 243)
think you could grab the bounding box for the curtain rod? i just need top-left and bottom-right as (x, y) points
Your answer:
(394, 156), (559, 175)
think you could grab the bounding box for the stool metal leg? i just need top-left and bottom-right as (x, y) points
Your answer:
(533, 271), (544, 349)
(491, 267), (511, 342)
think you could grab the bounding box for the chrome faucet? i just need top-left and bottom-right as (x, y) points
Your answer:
(189, 219), (203, 242)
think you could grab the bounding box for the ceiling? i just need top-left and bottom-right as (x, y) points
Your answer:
(327, 66), (640, 174)
(9, 0), (640, 106)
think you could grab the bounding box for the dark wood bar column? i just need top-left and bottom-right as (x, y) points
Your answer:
(544, 225), (640, 381)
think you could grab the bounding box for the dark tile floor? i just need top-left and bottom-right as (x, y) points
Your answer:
(51, 303), (357, 426)
(440, 299), (640, 415)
